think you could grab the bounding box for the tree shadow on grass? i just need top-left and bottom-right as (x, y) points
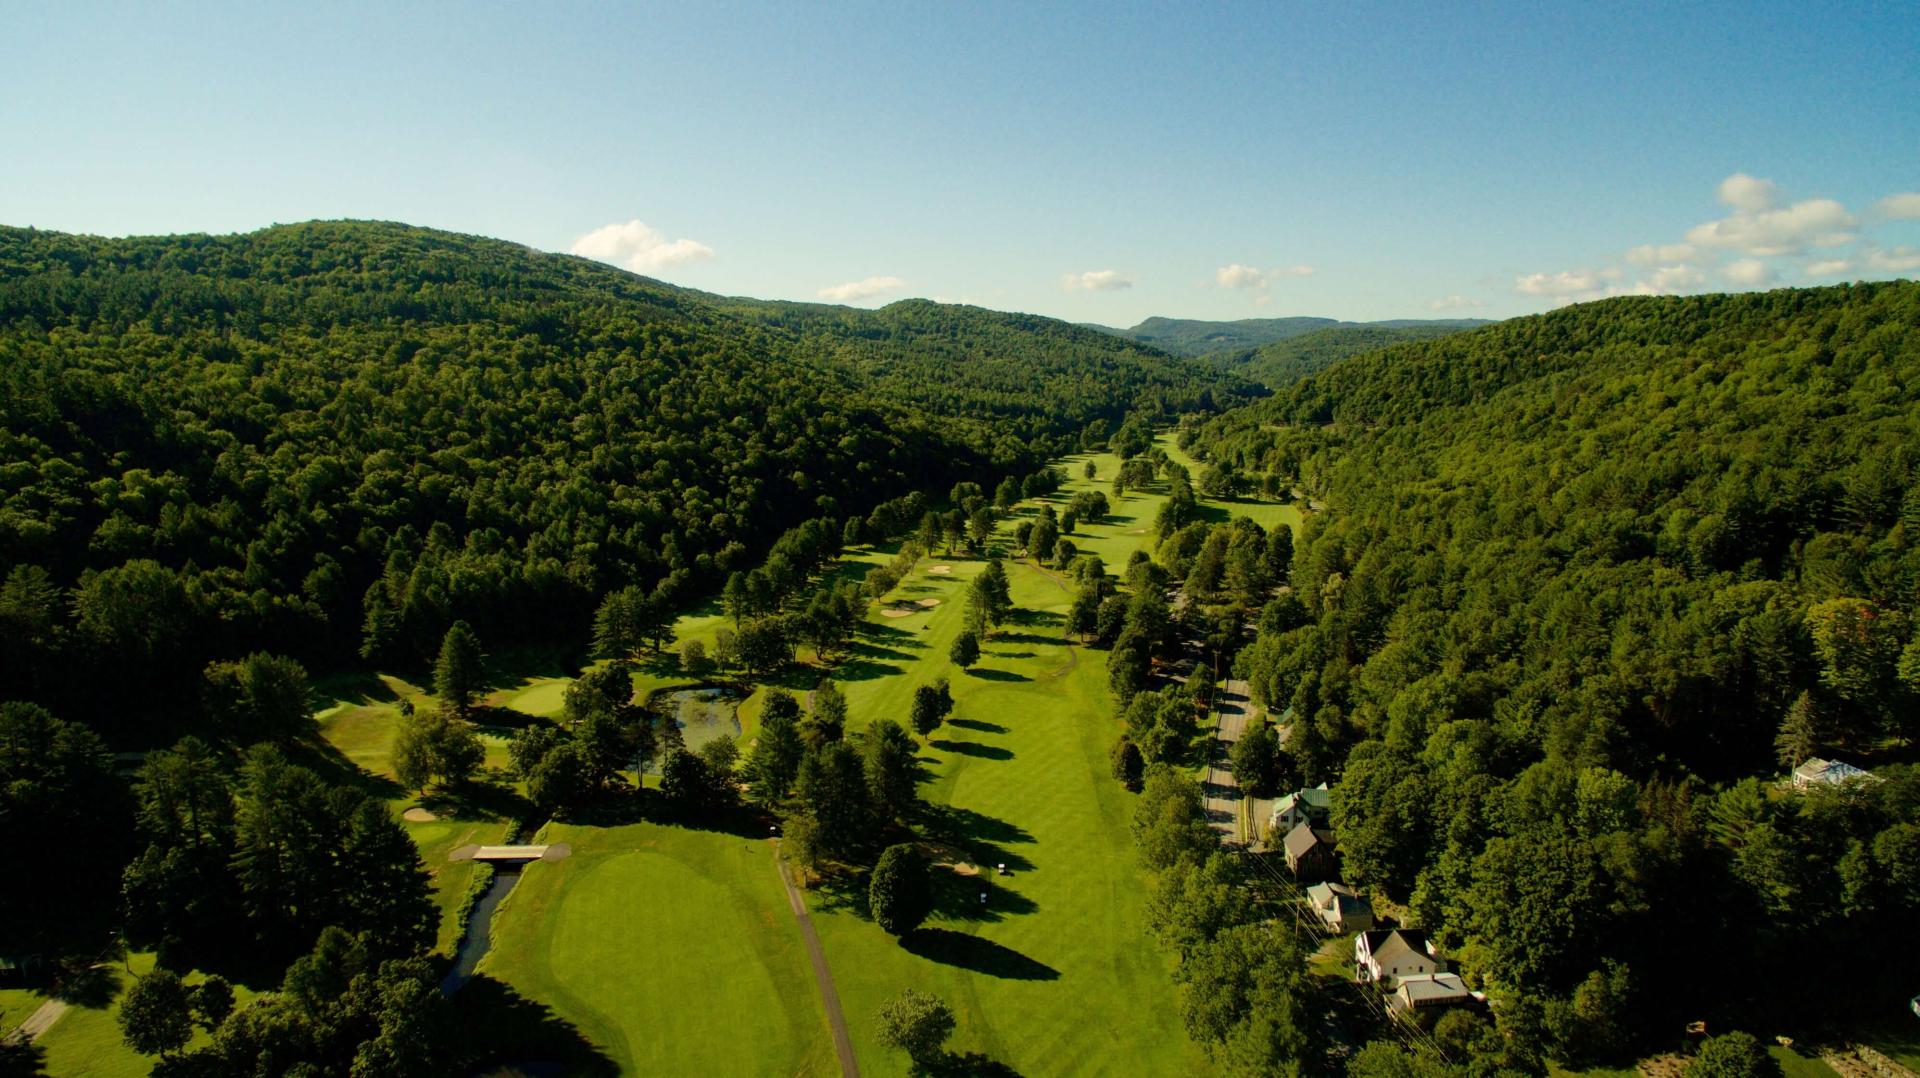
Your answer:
(928, 739), (1013, 761)
(0, 1039), (47, 1076)
(918, 1050), (1024, 1077)
(810, 867), (872, 918)
(287, 731), (405, 800)
(947, 718), (1007, 734)
(928, 868), (1037, 922)
(966, 668), (1032, 683)
(310, 670), (399, 707)
(986, 632), (1057, 648)
(902, 928), (1058, 981)
(453, 973), (619, 1077)
(920, 805), (1035, 873)
(1002, 608), (1063, 628)
(48, 960), (118, 1008)
(420, 777), (532, 823)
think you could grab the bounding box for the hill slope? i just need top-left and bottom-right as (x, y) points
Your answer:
(1091, 313), (1490, 357)
(0, 220), (1254, 725)
(1183, 281), (1920, 1040)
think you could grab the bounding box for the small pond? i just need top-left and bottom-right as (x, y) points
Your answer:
(648, 686), (742, 771)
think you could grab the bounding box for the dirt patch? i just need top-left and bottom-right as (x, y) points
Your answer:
(540, 843), (573, 862)
(927, 565), (953, 575)
(402, 807), (439, 823)
(915, 598), (943, 608)
(448, 844), (480, 862)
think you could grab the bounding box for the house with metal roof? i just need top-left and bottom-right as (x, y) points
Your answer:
(1283, 821), (1338, 880)
(1305, 881), (1374, 933)
(1270, 782), (1332, 832)
(1390, 972), (1479, 1013)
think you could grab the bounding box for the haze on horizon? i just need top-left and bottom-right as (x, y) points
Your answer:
(3, 1), (1916, 324)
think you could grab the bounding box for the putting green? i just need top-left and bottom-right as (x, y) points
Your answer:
(500, 678), (571, 717)
(479, 822), (834, 1076)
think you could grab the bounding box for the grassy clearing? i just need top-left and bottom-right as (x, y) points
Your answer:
(478, 820), (834, 1076)
(35, 954), (260, 1078)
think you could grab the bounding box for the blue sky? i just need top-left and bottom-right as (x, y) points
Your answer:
(4, 1), (1916, 323)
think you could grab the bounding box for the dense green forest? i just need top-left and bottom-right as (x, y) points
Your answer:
(1212, 323), (1481, 388)
(0, 221), (1254, 735)
(1182, 281), (1920, 1068)
(1093, 314), (1490, 358)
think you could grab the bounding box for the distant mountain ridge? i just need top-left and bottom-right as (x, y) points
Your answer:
(1219, 323), (1487, 388)
(1088, 314), (1493, 357)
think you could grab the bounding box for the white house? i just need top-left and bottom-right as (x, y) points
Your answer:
(1356, 929), (1442, 986)
(1270, 782), (1332, 832)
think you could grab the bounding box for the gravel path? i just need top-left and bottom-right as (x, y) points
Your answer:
(770, 839), (860, 1078)
(6, 995), (69, 1044)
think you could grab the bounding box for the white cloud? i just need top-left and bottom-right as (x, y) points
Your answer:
(1685, 195), (1856, 257)
(1865, 246), (1920, 273)
(1428, 295), (1486, 311)
(1723, 259), (1776, 287)
(1875, 192), (1920, 219)
(1625, 242), (1701, 265)
(1717, 172), (1779, 213)
(1804, 259), (1854, 278)
(818, 275), (906, 302)
(1061, 269), (1133, 292)
(1649, 264), (1706, 292)
(1515, 269), (1603, 297)
(1216, 264), (1265, 289)
(1215, 263), (1314, 289)
(568, 219), (714, 273)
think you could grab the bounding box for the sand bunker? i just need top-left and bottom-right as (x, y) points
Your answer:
(1124, 528), (1147, 535)
(945, 862), (980, 877)
(915, 598), (943, 608)
(927, 565), (953, 575)
(880, 606), (917, 618)
(402, 807), (439, 823)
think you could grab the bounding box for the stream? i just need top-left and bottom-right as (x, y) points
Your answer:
(440, 865), (522, 995)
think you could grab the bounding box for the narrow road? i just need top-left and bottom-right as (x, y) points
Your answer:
(770, 839), (861, 1078)
(1204, 679), (1253, 844)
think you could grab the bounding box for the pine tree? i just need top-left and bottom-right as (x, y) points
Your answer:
(433, 621), (487, 715)
(1773, 690), (1822, 769)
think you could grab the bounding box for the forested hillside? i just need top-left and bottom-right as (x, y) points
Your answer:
(1182, 281), (1920, 1063)
(0, 221), (1253, 734)
(1214, 322), (1479, 388)
(1095, 314), (1489, 357)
